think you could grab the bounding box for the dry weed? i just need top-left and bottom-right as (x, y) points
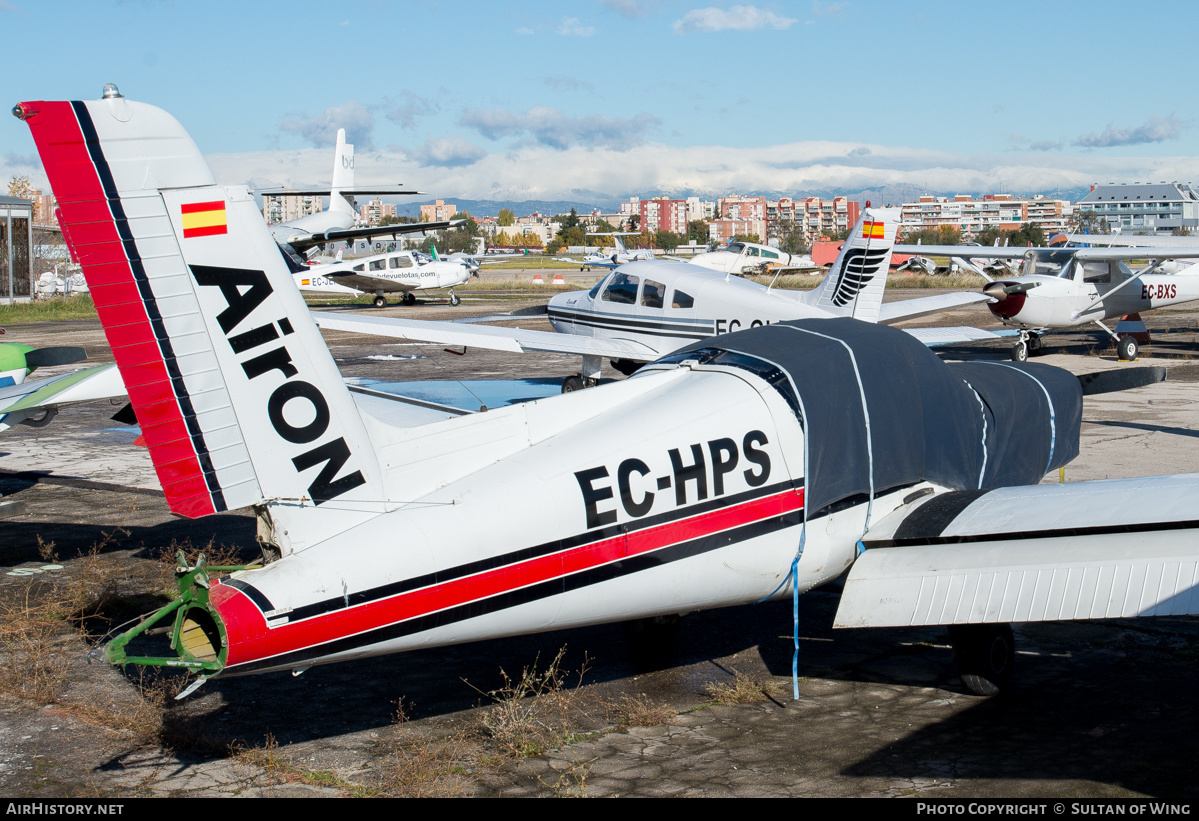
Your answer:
(616, 694), (675, 729)
(704, 670), (784, 705)
(376, 699), (477, 797)
(0, 580), (73, 703)
(470, 646), (601, 758)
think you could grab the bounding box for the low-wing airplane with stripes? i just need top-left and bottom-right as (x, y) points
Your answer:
(313, 208), (998, 391)
(19, 88), (1199, 698)
(895, 241), (1199, 362)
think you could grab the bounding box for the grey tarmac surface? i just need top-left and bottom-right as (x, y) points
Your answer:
(0, 288), (1197, 798)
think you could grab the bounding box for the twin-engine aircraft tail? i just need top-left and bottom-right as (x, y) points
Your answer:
(802, 207), (899, 323)
(328, 127), (356, 218)
(16, 92), (384, 523)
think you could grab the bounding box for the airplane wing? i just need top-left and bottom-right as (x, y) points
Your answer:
(286, 220), (462, 253)
(878, 291), (992, 323)
(903, 326), (1002, 345)
(0, 364), (126, 431)
(1066, 234), (1199, 248)
(893, 245), (1029, 259)
(256, 185), (420, 196)
(311, 312), (660, 359)
(835, 473), (1199, 628)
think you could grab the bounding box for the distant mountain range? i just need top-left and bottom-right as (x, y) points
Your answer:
(391, 184), (1098, 218)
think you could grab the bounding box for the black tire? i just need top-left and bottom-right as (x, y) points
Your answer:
(448, 293), (461, 307)
(1028, 335), (1042, 353)
(561, 376), (585, 393)
(1118, 336), (1138, 361)
(948, 623), (1015, 696)
(622, 614), (681, 664)
(403, 292), (417, 306)
(373, 296), (386, 308)
(1011, 341), (1028, 362)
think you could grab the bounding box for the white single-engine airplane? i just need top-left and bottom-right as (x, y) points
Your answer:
(896, 242), (1199, 361)
(557, 233), (655, 271)
(0, 343), (125, 431)
(295, 248), (474, 307)
(312, 209), (997, 391)
(22, 89), (1199, 698)
(686, 240), (820, 276)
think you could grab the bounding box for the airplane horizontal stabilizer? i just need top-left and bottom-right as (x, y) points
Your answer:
(877, 291), (991, 324)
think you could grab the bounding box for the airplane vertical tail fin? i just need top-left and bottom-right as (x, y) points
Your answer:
(800, 207), (899, 323)
(17, 94), (384, 534)
(613, 235), (627, 255)
(328, 128), (356, 217)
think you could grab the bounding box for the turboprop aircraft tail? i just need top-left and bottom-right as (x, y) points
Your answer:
(327, 128), (356, 218)
(15, 91), (384, 525)
(801, 207), (899, 323)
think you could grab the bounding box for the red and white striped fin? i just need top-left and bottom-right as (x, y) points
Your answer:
(18, 96), (384, 526)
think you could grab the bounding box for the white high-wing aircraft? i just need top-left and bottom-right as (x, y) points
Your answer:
(896, 242), (1199, 361)
(258, 126), (458, 259)
(23, 90), (1199, 698)
(313, 209), (997, 390)
(686, 240), (820, 276)
(557, 234), (655, 270)
(295, 248), (474, 307)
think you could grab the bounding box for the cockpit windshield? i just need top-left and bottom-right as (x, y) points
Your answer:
(726, 243), (745, 254)
(1021, 249), (1076, 278)
(413, 252), (432, 264)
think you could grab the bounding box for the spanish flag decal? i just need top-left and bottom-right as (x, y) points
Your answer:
(181, 200), (228, 238)
(861, 221), (885, 239)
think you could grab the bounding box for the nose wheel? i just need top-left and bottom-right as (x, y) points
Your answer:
(402, 292), (417, 306)
(1010, 331), (1043, 362)
(448, 291), (461, 307)
(1117, 335), (1138, 361)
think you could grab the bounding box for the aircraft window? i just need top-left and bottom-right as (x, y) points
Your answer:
(1082, 262), (1112, 284)
(762, 249), (779, 260)
(353, 264), (365, 272)
(745, 246), (760, 256)
(1021, 249), (1075, 278)
(588, 276), (610, 299)
(642, 280), (666, 309)
(602, 273), (640, 304)
(727, 243), (745, 253)
(389, 256), (413, 269)
(672, 289), (695, 309)
(369, 259), (386, 271)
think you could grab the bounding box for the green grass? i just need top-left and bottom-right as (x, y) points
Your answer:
(0, 295), (98, 323)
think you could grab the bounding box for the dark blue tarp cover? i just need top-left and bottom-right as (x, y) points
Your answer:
(665, 318), (1082, 516)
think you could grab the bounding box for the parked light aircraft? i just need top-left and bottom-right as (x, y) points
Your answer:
(257, 125), (457, 259)
(557, 233), (654, 270)
(295, 248), (474, 307)
(896, 242), (1199, 361)
(313, 209), (996, 391)
(686, 240), (819, 276)
(0, 343), (125, 430)
(23, 91), (1199, 698)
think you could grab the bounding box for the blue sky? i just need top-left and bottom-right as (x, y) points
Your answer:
(4, 0), (1199, 202)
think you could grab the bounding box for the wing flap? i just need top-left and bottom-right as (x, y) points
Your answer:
(834, 530), (1199, 627)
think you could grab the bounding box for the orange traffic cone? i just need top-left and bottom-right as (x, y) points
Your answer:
(552, 274), (566, 286)
(532, 273), (544, 284)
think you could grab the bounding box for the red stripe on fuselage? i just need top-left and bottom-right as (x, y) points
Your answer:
(212, 487), (805, 669)
(20, 101), (215, 518)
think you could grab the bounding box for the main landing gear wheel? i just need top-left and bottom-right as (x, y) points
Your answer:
(948, 623), (1014, 696)
(561, 376), (585, 393)
(403, 292), (417, 306)
(1011, 340), (1028, 362)
(373, 295), (386, 308)
(448, 292), (461, 307)
(1117, 336), (1138, 361)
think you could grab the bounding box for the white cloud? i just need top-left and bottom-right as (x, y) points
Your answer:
(280, 101), (375, 150)
(1073, 115), (1182, 148)
(460, 106), (659, 149)
(385, 91), (439, 129)
(810, 1), (848, 17)
(599, 0), (657, 18)
(674, 5), (797, 34)
(405, 137), (487, 168)
(556, 16), (596, 36)
(204, 138), (1199, 204)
